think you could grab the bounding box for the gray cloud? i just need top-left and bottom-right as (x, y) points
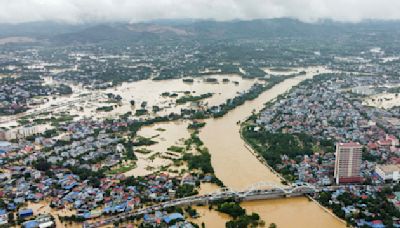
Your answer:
(0, 0), (399, 24)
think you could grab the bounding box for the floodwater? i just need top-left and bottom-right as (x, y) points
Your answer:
(198, 67), (346, 228)
(26, 202), (81, 228)
(120, 67), (345, 228)
(190, 206), (230, 228)
(4, 68), (346, 227)
(101, 74), (256, 118)
(191, 198), (344, 228)
(120, 75), (256, 177)
(124, 121), (191, 177)
(0, 77), (98, 128)
(364, 93), (400, 109)
(198, 183), (221, 195)
(262, 67), (300, 76)
(240, 198), (344, 228)
(0, 74), (254, 129)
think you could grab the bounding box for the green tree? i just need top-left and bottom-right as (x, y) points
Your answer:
(217, 202), (246, 218)
(33, 158), (51, 171)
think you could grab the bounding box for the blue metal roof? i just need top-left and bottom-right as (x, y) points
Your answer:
(163, 213), (184, 224)
(23, 220), (39, 228)
(7, 203), (16, 210)
(19, 209), (33, 216)
(0, 141), (11, 147)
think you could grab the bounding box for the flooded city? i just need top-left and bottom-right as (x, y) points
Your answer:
(81, 66), (346, 227)
(1, 12), (400, 228)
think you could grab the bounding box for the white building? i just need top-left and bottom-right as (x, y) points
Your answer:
(351, 86), (375, 95)
(375, 164), (400, 182)
(0, 125), (50, 140)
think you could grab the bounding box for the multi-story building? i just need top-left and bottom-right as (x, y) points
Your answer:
(334, 142), (362, 184)
(0, 125), (48, 140)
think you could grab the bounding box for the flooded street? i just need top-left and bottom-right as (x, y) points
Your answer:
(198, 67), (346, 228)
(364, 93), (400, 109)
(26, 202), (80, 228)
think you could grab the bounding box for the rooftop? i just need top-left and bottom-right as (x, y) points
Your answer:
(0, 141), (11, 147)
(337, 142), (362, 148)
(376, 164), (400, 174)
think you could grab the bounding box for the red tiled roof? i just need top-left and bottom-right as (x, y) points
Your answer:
(372, 220), (383, 224)
(378, 140), (392, 146)
(338, 176), (362, 183)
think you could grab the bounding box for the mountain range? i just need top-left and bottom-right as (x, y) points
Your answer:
(0, 18), (400, 44)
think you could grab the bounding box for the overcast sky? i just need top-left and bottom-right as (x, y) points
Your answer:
(1, 0), (400, 24)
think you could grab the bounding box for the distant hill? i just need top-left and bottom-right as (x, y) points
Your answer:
(51, 23), (196, 44)
(1, 19), (400, 44)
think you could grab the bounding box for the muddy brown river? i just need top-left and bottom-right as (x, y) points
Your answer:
(197, 67), (345, 228)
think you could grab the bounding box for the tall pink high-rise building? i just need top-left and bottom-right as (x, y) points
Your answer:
(334, 142), (362, 184)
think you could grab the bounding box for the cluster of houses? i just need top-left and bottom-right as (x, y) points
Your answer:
(0, 115), (207, 226)
(329, 186), (400, 228)
(0, 158), (200, 226)
(331, 48), (400, 77)
(283, 153), (336, 186)
(0, 74), (72, 115)
(257, 78), (388, 145)
(19, 120), (127, 172)
(258, 74), (400, 179)
(255, 73), (400, 227)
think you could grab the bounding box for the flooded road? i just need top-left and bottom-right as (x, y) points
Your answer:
(364, 93), (400, 109)
(198, 67), (346, 228)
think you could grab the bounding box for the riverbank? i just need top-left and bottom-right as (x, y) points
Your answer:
(240, 122), (348, 226)
(239, 124), (287, 185)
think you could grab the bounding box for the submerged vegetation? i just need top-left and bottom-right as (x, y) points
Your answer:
(176, 93), (213, 104)
(216, 202), (263, 227)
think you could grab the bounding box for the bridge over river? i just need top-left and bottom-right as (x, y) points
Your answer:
(83, 182), (347, 228)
